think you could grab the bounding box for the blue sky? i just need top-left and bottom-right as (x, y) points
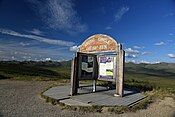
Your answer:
(0, 0), (175, 63)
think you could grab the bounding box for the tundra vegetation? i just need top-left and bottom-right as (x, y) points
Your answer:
(0, 60), (175, 113)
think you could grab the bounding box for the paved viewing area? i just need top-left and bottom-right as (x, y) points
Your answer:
(43, 85), (146, 107)
(1, 80), (174, 117)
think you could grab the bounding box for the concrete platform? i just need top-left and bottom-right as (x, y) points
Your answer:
(43, 85), (146, 107)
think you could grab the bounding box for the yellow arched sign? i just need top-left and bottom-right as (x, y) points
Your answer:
(79, 34), (118, 53)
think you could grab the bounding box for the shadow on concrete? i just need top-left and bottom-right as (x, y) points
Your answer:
(123, 88), (139, 97)
(78, 85), (108, 95)
(78, 85), (140, 97)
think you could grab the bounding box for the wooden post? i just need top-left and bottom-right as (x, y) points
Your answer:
(115, 44), (125, 97)
(92, 55), (97, 92)
(115, 44), (120, 97)
(92, 80), (96, 92)
(118, 49), (125, 97)
(70, 57), (78, 96)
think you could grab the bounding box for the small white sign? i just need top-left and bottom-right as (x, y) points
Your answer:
(99, 56), (115, 79)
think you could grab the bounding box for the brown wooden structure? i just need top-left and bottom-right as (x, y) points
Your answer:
(70, 34), (125, 97)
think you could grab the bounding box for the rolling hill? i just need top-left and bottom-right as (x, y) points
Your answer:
(0, 60), (174, 94)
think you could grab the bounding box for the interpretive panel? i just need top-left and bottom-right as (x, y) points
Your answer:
(78, 54), (97, 80)
(98, 56), (116, 79)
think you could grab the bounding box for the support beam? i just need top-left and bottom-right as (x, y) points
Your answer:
(115, 44), (125, 97)
(118, 50), (125, 97)
(92, 80), (96, 92)
(70, 57), (78, 96)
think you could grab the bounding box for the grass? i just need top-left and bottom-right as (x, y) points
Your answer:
(0, 61), (175, 113)
(125, 73), (175, 95)
(0, 61), (71, 81)
(0, 61), (174, 95)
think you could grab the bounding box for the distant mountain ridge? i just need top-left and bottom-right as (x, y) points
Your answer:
(1, 60), (174, 66)
(126, 62), (175, 77)
(0, 61), (174, 78)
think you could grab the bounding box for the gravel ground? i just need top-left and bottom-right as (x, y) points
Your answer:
(0, 80), (174, 117)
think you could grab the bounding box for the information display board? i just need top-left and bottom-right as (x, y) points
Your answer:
(81, 56), (93, 73)
(71, 34), (124, 96)
(98, 56), (116, 79)
(78, 54), (97, 80)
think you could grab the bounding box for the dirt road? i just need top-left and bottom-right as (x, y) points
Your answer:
(0, 80), (174, 117)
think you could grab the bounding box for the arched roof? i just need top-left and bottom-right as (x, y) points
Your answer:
(79, 34), (118, 53)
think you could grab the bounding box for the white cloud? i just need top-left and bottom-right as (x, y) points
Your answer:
(139, 60), (151, 64)
(28, 0), (87, 34)
(169, 33), (174, 36)
(168, 54), (175, 58)
(0, 42), (71, 61)
(105, 6), (129, 30)
(27, 28), (44, 36)
(0, 28), (75, 46)
(125, 48), (139, 58)
(12, 56), (15, 60)
(125, 59), (136, 63)
(138, 60), (161, 64)
(126, 60), (160, 64)
(45, 58), (51, 61)
(154, 41), (165, 46)
(20, 42), (30, 46)
(142, 52), (151, 55)
(69, 45), (79, 52)
(105, 26), (112, 30)
(125, 48), (139, 54)
(115, 6), (129, 22)
(155, 61), (161, 64)
(133, 45), (145, 49)
(125, 54), (137, 58)
(133, 46), (141, 49)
